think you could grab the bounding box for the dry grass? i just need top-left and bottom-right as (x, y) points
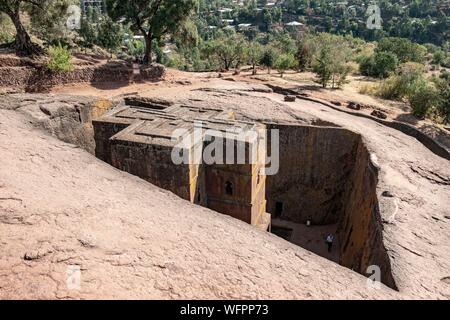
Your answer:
(358, 83), (377, 95)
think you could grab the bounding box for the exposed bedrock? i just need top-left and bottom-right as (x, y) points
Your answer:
(265, 123), (397, 290)
(0, 94), (114, 154)
(36, 92), (397, 290)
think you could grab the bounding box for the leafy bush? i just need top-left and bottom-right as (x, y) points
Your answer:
(46, 45), (74, 73)
(433, 75), (450, 124)
(432, 50), (446, 66)
(127, 40), (145, 61)
(376, 37), (427, 63)
(260, 46), (278, 73)
(0, 13), (15, 44)
(203, 33), (246, 70)
(408, 79), (440, 119)
(359, 55), (374, 75)
(275, 53), (296, 77)
(359, 52), (398, 78)
(375, 62), (426, 99)
(164, 53), (184, 69)
(438, 53), (450, 68)
(375, 77), (403, 99)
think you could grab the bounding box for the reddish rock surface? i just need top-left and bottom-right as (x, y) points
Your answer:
(0, 108), (397, 299)
(1, 74), (449, 299)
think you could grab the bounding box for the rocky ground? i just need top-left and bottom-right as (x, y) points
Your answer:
(0, 106), (397, 300)
(0, 70), (449, 299)
(248, 70), (450, 151)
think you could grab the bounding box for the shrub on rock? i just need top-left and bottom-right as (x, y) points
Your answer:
(46, 44), (74, 73)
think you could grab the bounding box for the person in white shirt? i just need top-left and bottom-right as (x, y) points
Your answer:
(326, 234), (334, 253)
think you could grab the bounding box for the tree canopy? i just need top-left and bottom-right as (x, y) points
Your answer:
(0, 0), (46, 55)
(105, 0), (198, 63)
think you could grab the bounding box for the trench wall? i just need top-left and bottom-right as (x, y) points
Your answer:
(265, 124), (359, 224)
(338, 139), (397, 289)
(265, 123), (397, 289)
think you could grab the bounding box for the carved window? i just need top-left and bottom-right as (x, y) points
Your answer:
(225, 181), (233, 196)
(275, 202), (283, 218)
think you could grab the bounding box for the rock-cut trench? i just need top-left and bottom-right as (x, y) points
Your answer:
(265, 123), (397, 290)
(72, 97), (397, 291)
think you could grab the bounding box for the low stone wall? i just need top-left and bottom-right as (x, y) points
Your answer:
(0, 55), (38, 67)
(0, 63), (166, 92)
(0, 67), (34, 87)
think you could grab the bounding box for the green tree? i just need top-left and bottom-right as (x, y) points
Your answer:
(106, 0), (198, 64)
(0, 0), (46, 55)
(274, 32), (296, 55)
(204, 33), (245, 71)
(28, 0), (75, 46)
(360, 51), (398, 78)
(78, 10), (97, 52)
(310, 34), (352, 88)
(376, 37), (427, 63)
(275, 53), (296, 78)
(296, 39), (313, 71)
(247, 42), (263, 75)
(408, 79), (439, 119)
(97, 15), (124, 56)
(173, 18), (199, 49)
(261, 8), (272, 32)
(434, 74), (450, 124)
(260, 46), (278, 74)
(313, 46), (333, 87)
